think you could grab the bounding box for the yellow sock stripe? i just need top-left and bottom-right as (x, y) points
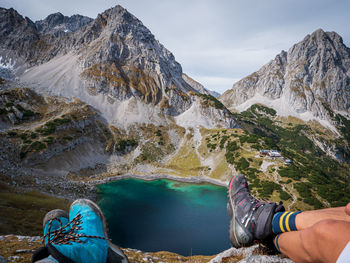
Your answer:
(273, 234), (280, 252)
(273, 235), (278, 247)
(285, 212), (293, 232)
(279, 212), (289, 233)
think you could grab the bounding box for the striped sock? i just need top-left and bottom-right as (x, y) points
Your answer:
(272, 211), (302, 234)
(273, 234), (282, 253)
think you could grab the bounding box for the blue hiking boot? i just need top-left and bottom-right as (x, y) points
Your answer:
(227, 174), (284, 248)
(42, 209), (70, 246)
(32, 199), (128, 263)
(32, 209), (70, 263)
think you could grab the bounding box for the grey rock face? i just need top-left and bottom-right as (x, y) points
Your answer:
(0, 67), (16, 80)
(76, 5), (191, 108)
(0, 8), (39, 66)
(35, 12), (93, 35)
(220, 29), (350, 121)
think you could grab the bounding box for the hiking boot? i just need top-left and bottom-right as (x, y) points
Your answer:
(32, 199), (128, 263)
(227, 174), (284, 247)
(42, 209), (70, 245)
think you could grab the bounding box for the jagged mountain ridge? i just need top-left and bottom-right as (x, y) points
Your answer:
(220, 29), (350, 127)
(35, 12), (93, 35)
(0, 5), (236, 129)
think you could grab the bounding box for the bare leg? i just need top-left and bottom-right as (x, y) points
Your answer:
(296, 205), (350, 230)
(345, 202), (350, 216)
(278, 219), (350, 263)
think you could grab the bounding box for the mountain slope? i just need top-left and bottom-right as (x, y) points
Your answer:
(229, 104), (350, 209)
(220, 29), (350, 127)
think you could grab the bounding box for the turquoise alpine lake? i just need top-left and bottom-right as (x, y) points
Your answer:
(97, 178), (231, 256)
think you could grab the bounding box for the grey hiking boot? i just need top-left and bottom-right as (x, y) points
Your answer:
(227, 174), (285, 247)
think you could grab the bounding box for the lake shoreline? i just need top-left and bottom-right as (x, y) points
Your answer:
(96, 174), (231, 255)
(89, 173), (229, 188)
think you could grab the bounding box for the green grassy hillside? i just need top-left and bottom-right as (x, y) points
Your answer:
(232, 104), (350, 209)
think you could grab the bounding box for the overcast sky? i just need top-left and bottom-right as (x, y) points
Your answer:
(1, 0), (350, 94)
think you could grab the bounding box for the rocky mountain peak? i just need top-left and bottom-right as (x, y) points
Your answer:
(0, 7), (37, 38)
(101, 5), (138, 23)
(0, 7), (39, 70)
(87, 4), (170, 61)
(288, 29), (350, 73)
(220, 28), (350, 127)
(69, 5), (187, 110)
(83, 5), (150, 41)
(41, 12), (65, 22)
(35, 12), (93, 35)
(309, 28), (344, 46)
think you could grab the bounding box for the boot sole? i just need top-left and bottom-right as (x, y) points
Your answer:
(228, 175), (254, 247)
(71, 199), (129, 263)
(228, 176), (241, 247)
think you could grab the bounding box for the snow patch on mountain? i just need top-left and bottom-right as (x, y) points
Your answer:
(0, 56), (15, 70)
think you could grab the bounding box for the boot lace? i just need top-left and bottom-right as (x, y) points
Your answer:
(43, 213), (106, 245)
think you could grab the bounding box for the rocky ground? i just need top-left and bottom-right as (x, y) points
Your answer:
(0, 235), (292, 263)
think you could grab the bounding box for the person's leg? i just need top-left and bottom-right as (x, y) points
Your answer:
(227, 174), (350, 263)
(296, 206), (350, 230)
(346, 202), (350, 215)
(276, 219), (350, 263)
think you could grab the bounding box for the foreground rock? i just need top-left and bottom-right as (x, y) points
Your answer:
(0, 235), (292, 263)
(0, 235), (213, 263)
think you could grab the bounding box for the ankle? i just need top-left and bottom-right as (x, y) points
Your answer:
(272, 211), (302, 234)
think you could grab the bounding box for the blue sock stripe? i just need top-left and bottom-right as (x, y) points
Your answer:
(272, 212), (282, 234)
(289, 211), (302, 231)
